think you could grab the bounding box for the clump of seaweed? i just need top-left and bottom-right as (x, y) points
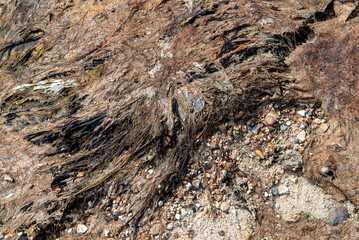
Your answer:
(0, 0), (346, 238)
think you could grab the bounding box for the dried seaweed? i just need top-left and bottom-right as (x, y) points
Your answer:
(1, 0), (358, 239)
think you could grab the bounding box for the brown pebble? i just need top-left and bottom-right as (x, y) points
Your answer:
(267, 143), (275, 154)
(255, 150), (265, 159)
(264, 111), (277, 126)
(55, 188), (61, 193)
(76, 171), (85, 178)
(173, 232), (179, 238)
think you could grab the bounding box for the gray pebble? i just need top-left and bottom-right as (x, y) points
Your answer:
(271, 186), (279, 196)
(192, 180), (200, 189)
(329, 206), (349, 226)
(218, 230), (225, 236)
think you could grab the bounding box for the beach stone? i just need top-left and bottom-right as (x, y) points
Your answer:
(297, 110), (306, 116)
(329, 206), (349, 226)
(76, 224), (88, 234)
(220, 201), (230, 212)
(297, 130), (306, 142)
(264, 111), (277, 126)
(166, 223), (174, 230)
(151, 224), (161, 235)
(192, 180), (200, 188)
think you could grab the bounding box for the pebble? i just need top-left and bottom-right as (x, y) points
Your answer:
(271, 186), (279, 196)
(166, 223), (174, 230)
(4, 175), (13, 183)
(251, 125), (259, 134)
(329, 206), (349, 226)
(297, 110), (306, 116)
(255, 150), (265, 159)
(264, 111), (277, 126)
(267, 143), (275, 155)
(76, 224), (88, 234)
(150, 224), (161, 235)
(218, 230), (225, 236)
(192, 180), (200, 189)
(0, 233), (3, 239)
(280, 124), (287, 131)
(320, 166), (330, 175)
(220, 201), (230, 212)
(297, 130), (306, 142)
(286, 121), (292, 126)
(180, 209), (187, 216)
(148, 169), (154, 175)
(104, 230), (110, 237)
(175, 214), (181, 220)
(76, 171), (85, 178)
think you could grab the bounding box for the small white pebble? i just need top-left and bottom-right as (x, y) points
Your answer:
(148, 169), (154, 175)
(76, 224), (88, 234)
(297, 110), (306, 116)
(166, 223), (174, 230)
